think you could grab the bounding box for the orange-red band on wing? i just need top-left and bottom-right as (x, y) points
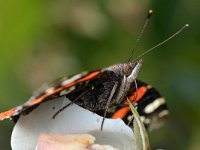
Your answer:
(0, 71), (101, 120)
(111, 86), (148, 119)
(112, 107), (131, 119)
(0, 108), (16, 120)
(129, 86), (148, 103)
(27, 71), (101, 106)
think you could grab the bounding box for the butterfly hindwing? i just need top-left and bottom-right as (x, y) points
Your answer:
(109, 80), (169, 130)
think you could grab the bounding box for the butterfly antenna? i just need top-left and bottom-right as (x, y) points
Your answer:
(134, 24), (189, 61)
(128, 9), (153, 62)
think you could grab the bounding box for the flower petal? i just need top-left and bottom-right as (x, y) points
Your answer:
(11, 96), (135, 150)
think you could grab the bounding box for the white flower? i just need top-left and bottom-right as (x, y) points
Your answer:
(11, 96), (136, 150)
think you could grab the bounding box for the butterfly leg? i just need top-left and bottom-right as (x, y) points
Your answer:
(52, 90), (89, 119)
(101, 82), (119, 130)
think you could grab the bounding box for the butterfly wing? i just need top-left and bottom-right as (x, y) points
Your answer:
(104, 80), (169, 131)
(0, 71), (100, 121)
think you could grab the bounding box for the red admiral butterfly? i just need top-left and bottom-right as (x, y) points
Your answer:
(0, 59), (168, 130)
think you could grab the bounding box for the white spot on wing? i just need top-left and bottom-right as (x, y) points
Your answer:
(140, 116), (151, 125)
(158, 110), (169, 118)
(146, 84), (152, 89)
(45, 87), (55, 94)
(144, 118), (151, 124)
(127, 115), (133, 121)
(140, 116), (145, 122)
(144, 97), (166, 114)
(61, 74), (83, 86)
(59, 86), (76, 96)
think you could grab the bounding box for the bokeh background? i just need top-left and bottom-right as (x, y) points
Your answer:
(0, 0), (199, 149)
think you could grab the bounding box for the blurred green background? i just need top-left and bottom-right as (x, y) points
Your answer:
(0, 0), (199, 149)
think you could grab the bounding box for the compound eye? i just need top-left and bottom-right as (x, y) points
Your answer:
(124, 64), (132, 77)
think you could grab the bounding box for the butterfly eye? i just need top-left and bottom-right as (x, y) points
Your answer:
(124, 64), (132, 77)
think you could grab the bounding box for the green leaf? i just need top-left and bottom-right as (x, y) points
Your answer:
(128, 101), (150, 150)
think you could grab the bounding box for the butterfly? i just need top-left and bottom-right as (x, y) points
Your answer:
(0, 59), (169, 130)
